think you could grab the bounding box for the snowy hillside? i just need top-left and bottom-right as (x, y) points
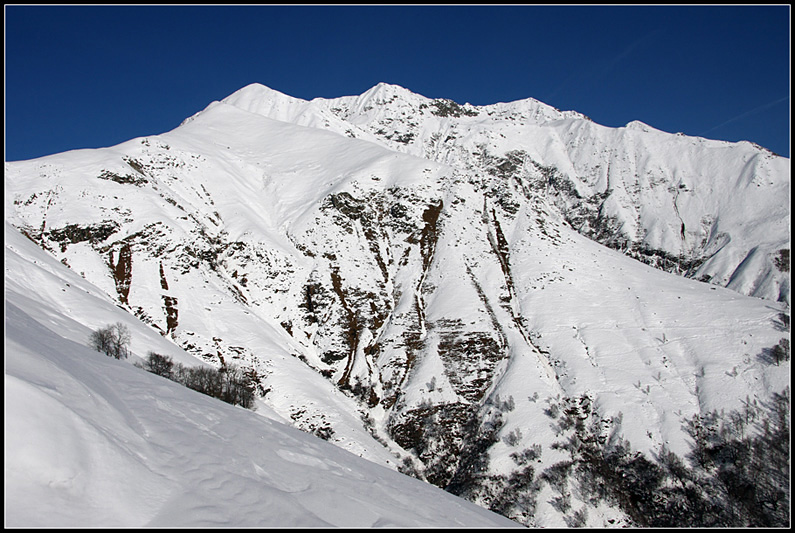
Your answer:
(5, 223), (519, 528)
(5, 82), (790, 527)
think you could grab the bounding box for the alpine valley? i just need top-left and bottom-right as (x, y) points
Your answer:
(5, 82), (791, 527)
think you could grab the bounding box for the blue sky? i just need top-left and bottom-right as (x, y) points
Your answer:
(5, 5), (791, 161)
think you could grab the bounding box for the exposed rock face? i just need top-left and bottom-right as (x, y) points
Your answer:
(109, 242), (133, 305)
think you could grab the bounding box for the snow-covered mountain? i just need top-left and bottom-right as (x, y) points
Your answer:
(219, 82), (790, 304)
(5, 82), (790, 527)
(5, 223), (519, 527)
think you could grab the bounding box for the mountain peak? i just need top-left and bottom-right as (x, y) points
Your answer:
(221, 83), (307, 115)
(625, 119), (654, 132)
(355, 81), (426, 106)
(365, 81), (416, 95)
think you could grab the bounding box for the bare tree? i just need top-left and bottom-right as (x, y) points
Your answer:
(89, 322), (131, 359)
(145, 351), (174, 378)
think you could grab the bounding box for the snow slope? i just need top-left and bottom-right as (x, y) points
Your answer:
(4, 222), (520, 528)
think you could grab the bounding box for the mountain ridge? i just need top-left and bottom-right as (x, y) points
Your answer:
(208, 81), (790, 304)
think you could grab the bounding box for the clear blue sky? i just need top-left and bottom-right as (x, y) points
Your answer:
(5, 5), (791, 161)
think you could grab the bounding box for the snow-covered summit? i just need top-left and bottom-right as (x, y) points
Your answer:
(221, 82), (311, 120)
